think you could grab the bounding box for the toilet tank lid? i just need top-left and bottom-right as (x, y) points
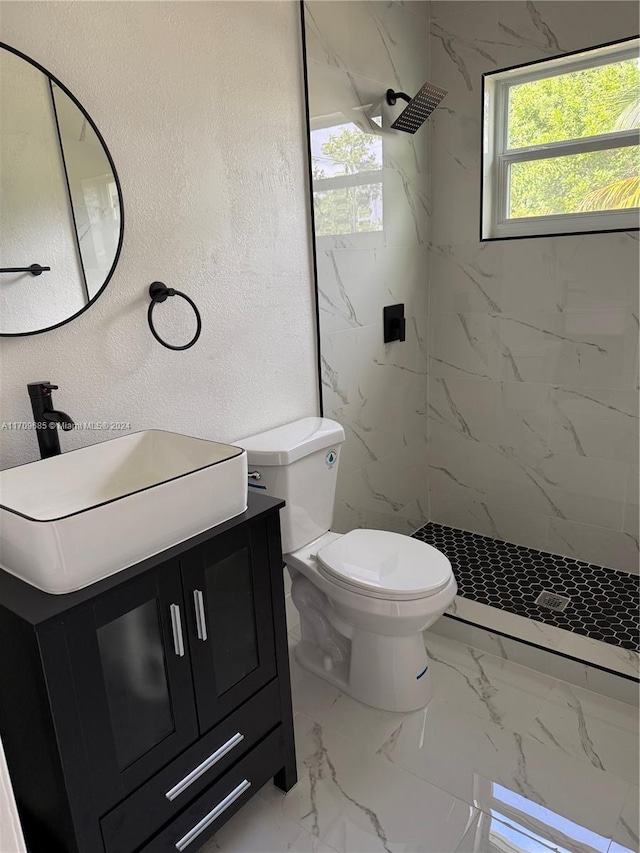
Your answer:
(237, 417), (345, 466)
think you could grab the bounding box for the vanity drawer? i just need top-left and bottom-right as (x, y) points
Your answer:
(101, 680), (280, 853)
(139, 726), (284, 853)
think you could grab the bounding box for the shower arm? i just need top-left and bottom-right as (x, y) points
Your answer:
(386, 89), (412, 106)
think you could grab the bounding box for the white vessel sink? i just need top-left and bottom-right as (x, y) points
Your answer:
(0, 430), (248, 594)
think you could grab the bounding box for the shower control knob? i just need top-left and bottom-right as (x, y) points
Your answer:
(383, 304), (406, 343)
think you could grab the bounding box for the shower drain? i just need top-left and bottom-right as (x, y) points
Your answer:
(535, 590), (571, 612)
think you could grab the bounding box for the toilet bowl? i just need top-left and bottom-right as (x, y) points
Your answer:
(238, 418), (457, 712)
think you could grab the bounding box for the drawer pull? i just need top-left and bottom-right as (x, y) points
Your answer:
(193, 589), (208, 642)
(165, 732), (245, 801)
(174, 778), (251, 850)
(169, 604), (185, 657)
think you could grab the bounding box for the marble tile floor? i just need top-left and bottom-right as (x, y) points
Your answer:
(204, 631), (639, 853)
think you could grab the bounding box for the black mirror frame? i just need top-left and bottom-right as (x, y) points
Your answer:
(0, 41), (124, 338)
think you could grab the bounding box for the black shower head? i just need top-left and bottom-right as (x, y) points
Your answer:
(386, 82), (447, 133)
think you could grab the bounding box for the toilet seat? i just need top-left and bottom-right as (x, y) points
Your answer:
(316, 529), (452, 601)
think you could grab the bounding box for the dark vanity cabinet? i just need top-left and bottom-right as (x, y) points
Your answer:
(0, 493), (296, 853)
(64, 564), (201, 814)
(182, 524), (277, 733)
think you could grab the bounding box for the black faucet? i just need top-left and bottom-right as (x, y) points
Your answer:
(27, 382), (75, 459)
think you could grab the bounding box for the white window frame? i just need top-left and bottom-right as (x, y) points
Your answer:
(481, 36), (640, 240)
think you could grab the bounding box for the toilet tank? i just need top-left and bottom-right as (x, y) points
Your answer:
(237, 418), (345, 554)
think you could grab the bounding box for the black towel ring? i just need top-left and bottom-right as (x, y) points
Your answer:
(147, 282), (202, 351)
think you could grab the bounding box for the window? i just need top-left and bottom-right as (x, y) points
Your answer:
(482, 37), (640, 240)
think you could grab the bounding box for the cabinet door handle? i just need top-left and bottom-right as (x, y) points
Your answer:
(165, 732), (245, 801)
(170, 604), (185, 657)
(193, 589), (208, 642)
(174, 778), (251, 850)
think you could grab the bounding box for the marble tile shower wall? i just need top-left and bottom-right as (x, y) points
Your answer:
(428, 1), (639, 574)
(305, 0), (433, 536)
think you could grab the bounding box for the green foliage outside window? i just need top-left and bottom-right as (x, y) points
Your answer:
(507, 58), (640, 218)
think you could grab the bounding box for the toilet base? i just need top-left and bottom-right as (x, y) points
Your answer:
(294, 630), (434, 713)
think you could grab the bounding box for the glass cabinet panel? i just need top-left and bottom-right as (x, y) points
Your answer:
(205, 547), (259, 696)
(97, 598), (174, 769)
(183, 521), (277, 733)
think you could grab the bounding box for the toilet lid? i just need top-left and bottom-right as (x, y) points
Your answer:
(316, 529), (452, 600)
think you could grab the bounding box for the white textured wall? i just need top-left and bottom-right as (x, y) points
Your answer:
(428, 1), (639, 572)
(0, 0), (318, 471)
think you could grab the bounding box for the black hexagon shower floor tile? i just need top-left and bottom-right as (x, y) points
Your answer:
(412, 523), (639, 652)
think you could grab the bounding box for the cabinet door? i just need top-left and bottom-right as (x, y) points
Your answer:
(65, 563), (199, 812)
(182, 519), (277, 734)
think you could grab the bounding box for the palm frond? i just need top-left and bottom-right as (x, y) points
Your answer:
(578, 175), (640, 211)
(613, 97), (640, 131)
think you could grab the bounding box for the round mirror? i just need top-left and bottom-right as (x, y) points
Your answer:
(0, 43), (123, 336)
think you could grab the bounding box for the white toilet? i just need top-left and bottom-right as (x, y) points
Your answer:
(238, 417), (457, 712)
